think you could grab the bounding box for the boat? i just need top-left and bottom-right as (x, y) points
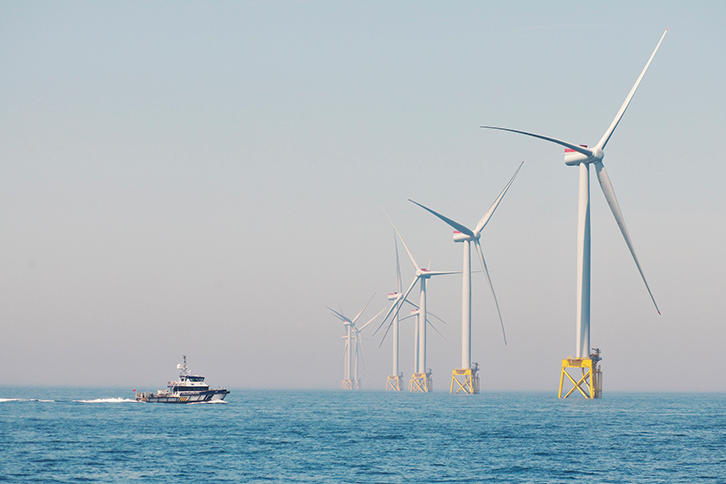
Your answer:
(135, 354), (230, 403)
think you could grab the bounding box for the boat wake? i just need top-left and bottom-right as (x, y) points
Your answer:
(74, 398), (138, 403)
(1, 397), (223, 404)
(0, 398), (55, 403)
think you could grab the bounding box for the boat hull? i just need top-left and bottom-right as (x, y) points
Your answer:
(136, 389), (229, 403)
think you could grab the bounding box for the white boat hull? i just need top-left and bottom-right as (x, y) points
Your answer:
(136, 389), (229, 404)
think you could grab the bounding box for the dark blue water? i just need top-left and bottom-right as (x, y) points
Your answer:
(1, 389), (724, 483)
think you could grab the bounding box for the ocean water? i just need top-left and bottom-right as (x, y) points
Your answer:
(0, 388), (724, 483)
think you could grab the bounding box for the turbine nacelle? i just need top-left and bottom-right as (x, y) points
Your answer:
(563, 145), (604, 166)
(453, 230), (477, 243)
(387, 292), (401, 301)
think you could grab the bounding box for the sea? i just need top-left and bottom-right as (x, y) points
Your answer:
(1, 388), (724, 483)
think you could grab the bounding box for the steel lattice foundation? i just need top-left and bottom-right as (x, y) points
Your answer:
(558, 357), (602, 399)
(341, 379), (360, 390)
(410, 372), (433, 393)
(450, 368), (480, 394)
(386, 374), (403, 391)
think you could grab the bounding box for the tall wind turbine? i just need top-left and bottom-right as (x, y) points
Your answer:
(327, 297), (385, 390)
(482, 30), (666, 398)
(374, 216), (458, 392)
(409, 161), (523, 394)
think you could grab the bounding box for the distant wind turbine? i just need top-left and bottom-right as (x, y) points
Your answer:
(374, 215), (458, 392)
(409, 161), (523, 394)
(378, 232), (448, 389)
(327, 297), (385, 390)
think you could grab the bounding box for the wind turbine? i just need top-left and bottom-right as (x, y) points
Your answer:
(381, 231), (451, 391)
(481, 30), (666, 398)
(374, 216), (458, 392)
(327, 297), (385, 390)
(409, 161), (523, 394)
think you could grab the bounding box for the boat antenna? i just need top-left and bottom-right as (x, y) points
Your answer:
(177, 354), (190, 376)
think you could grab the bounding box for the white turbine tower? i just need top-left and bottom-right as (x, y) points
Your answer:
(409, 161), (523, 394)
(327, 297), (385, 390)
(351, 326), (366, 385)
(374, 216), (458, 392)
(482, 30), (666, 399)
(385, 230), (405, 391)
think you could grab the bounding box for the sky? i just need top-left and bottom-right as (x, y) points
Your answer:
(1, 1), (725, 392)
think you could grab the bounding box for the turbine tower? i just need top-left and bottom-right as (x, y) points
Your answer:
(327, 297), (385, 390)
(385, 230), (405, 391)
(375, 216), (458, 392)
(351, 324), (371, 386)
(482, 30), (666, 398)
(409, 161), (523, 394)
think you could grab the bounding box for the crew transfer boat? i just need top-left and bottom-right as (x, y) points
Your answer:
(135, 355), (230, 403)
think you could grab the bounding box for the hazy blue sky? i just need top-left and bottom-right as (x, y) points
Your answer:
(2, 1), (724, 391)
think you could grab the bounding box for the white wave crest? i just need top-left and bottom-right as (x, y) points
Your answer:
(75, 398), (138, 403)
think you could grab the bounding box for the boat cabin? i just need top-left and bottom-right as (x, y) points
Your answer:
(170, 374), (209, 393)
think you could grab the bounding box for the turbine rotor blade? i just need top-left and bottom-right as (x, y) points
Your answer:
(341, 342), (348, 364)
(358, 307), (387, 332)
(403, 298), (419, 309)
(596, 29), (668, 150)
(351, 293), (375, 325)
(474, 161), (524, 234)
(378, 319), (395, 348)
(426, 309), (447, 325)
(594, 161), (660, 314)
(384, 211), (420, 271)
(399, 298), (445, 321)
(373, 298), (402, 337)
(408, 199), (474, 237)
(475, 240), (507, 345)
(426, 317), (451, 346)
(356, 332), (365, 370)
(394, 230), (402, 293)
(480, 126), (593, 157)
(326, 306), (350, 323)
(400, 298), (443, 327)
(423, 270), (461, 276)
